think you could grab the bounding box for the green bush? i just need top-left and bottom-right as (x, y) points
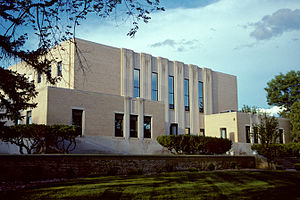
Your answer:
(157, 135), (232, 155)
(252, 143), (300, 158)
(0, 124), (80, 154)
(295, 163), (300, 171)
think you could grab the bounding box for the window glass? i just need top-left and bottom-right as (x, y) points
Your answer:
(133, 69), (140, 98)
(26, 111), (32, 125)
(199, 81), (203, 112)
(184, 79), (189, 111)
(245, 126), (251, 143)
(279, 129), (284, 144)
(253, 127), (258, 143)
(185, 128), (190, 135)
(130, 115), (138, 137)
(169, 76), (174, 109)
(170, 123), (178, 135)
(37, 73), (42, 83)
(220, 128), (227, 139)
(200, 129), (205, 136)
(152, 73), (158, 101)
(72, 109), (83, 136)
(115, 114), (124, 137)
(57, 61), (62, 77)
(144, 116), (151, 138)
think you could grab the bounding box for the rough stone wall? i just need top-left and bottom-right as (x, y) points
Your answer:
(0, 155), (256, 182)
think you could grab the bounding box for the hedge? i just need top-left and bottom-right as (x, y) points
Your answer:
(0, 124), (81, 154)
(252, 143), (300, 158)
(157, 135), (232, 155)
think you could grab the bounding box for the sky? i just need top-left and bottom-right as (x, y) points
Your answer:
(75, 0), (300, 114)
(4, 0), (299, 115)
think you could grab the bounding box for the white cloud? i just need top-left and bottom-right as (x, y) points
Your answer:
(250, 9), (300, 40)
(258, 106), (286, 116)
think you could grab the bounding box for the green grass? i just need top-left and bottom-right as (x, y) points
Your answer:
(2, 171), (300, 199)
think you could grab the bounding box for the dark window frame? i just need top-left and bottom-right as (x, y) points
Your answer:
(152, 72), (158, 101)
(133, 69), (140, 98)
(169, 76), (174, 109)
(37, 73), (42, 83)
(199, 81), (203, 112)
(72, 109), (83, 136)
(253, 127), (258, 143)
(130, 115), (138, 138)
(220, 128), (227, 139)
(115, 113), (124, 137)
(279, 129), (284, 144)
(184, 79), (189, 111)
(26, 111), (32, 125)
(170, 123), (178, 135)
(144, 116), (151, 138)
(57, 61), (62, 77)
(245, 126), (251, 143)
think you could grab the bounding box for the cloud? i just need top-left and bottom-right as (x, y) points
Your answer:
(233, 42), (257, 50)
(259, 106), (286, 117)
(150, 39), (200, 52)
(250, 8), (300, 40)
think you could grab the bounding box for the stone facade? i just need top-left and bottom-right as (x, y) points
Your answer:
(3, 38), (291, 155)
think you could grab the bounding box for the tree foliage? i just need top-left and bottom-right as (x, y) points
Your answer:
(0, 124), (80, 154)
(240, 104), (260, 114)
(265, 70), (300, 116)
(251, 114), (281, 164)
(290, 101), (300, 142)
(0, 0), (164, 124)
(157, 135), (232, 155)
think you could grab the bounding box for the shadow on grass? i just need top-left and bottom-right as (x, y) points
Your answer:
(1, 171), (300, 200)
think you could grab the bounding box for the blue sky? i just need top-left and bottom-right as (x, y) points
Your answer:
(75, 0), (300, 113)
(3, 0), (298, 114)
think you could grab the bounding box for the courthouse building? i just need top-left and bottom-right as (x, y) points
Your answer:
(4, 38), (291, 154)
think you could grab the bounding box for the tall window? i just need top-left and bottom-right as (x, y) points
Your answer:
(130, 115), (138, 137)
(26, 111), (32, 124)
(152, 72), (158, 101)
(48, 66), (52, 77)
(133, 69), (140, 98)
(115, 113), (124, 137)
(279, 129), (284, 144)
(199, 81), (203, 112)
(169, 76), (174, 109)
(72, 109), (83, 136)
(253, 127), (258, 144)
(170, 123), (178, 135)
(185, 128), (190, 135)
(57, 61), (62, 77)
(245, 126), (251, 143)
(184, 79), (189, 111)
(144, 116), (151, 138)
(200, 129), (205, 136)
(220, 128), (227, 139)
(37, 73), (42, 83)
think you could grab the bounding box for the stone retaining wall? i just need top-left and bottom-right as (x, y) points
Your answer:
(0, 155), (255, 182)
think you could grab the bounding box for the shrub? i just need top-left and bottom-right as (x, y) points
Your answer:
(0, 124), (80, 154)
(295, 163), (300, 171)
(157, 135), (232, 155)
(252, 143), (300, 158)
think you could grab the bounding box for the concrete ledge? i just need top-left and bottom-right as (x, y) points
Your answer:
(0, 155), (256, 182)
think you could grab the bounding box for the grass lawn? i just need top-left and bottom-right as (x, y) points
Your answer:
(1, 171), (300, 199)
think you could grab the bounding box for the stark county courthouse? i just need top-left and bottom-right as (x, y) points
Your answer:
(1, 38), (291, 155)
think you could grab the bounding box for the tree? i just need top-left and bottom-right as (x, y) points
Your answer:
(265, 70), (300, 117)
(251, 113), (280, 166)
(290, 101), (300, 142)
(240, 104), (260, 114)
(0, 0), (164, 124)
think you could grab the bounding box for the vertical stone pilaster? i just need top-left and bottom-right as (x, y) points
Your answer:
(189, 64), (200, 135)
(137, 98), (144, 139)
(203, 68), (213, 114)
(123, 96), (131, 139)
(158, 57), (170, 135)
(140, 53), (152, 100)
(174, 61), (185, 135)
